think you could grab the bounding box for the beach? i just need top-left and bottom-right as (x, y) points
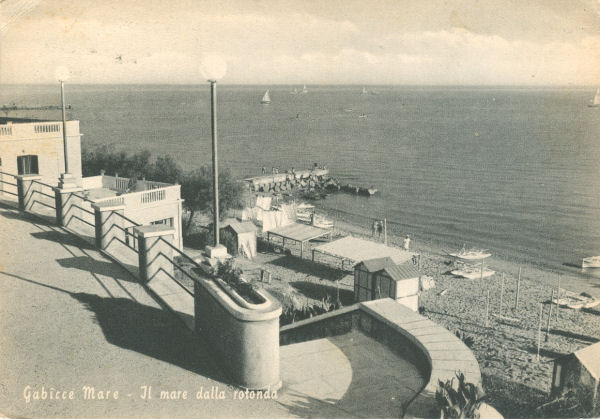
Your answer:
(223, 201), (600, 417)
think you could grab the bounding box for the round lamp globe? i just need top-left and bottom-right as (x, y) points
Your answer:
(200, 55), (227, 81)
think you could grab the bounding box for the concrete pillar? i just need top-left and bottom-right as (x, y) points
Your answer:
(16, 174), (42, 211)
(134, 225), (175, 283)
(53, 185), (84, 227)
(91, 202), (126, 250)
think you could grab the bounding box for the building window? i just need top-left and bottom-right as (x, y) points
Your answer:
(17, 155), (39, 175)
(553, 364), (562, 388)
(151, 218), (173, 227)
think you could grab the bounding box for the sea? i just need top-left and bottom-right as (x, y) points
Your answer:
(3, 84), (600, 278)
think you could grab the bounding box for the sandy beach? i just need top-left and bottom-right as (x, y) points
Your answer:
(218, 199), (600, 417)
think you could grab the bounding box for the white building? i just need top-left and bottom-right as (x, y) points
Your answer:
(0, 118), (184, 249)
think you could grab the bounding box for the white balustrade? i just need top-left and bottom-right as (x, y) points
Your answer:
(0, 121), (80, 140)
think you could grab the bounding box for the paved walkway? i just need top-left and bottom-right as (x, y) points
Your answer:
(0, 204), (291, 418)
(0, 202), (430, 418)
(279, 331), (425, 417)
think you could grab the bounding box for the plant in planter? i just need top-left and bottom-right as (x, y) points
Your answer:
(435, 372), (485, 418)
(211, 259), (264, 305)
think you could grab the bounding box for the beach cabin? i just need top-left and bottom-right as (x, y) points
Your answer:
(551, 341), (600, 411)
(353, 257), (420, 311)
(220, 220), (257, 258)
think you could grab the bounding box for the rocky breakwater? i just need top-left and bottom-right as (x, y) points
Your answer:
(245, 168), (340, 195)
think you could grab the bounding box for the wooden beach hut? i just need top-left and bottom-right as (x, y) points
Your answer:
(353, 257), (420, 311)
(551, 341), (600, 411)
(219, 220), (257, 258)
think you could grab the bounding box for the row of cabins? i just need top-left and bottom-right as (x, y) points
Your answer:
(0, 118), (184, 249)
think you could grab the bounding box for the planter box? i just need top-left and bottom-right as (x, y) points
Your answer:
(194, 276), (282, 390)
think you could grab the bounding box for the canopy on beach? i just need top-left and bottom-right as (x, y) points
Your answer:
(312, 236), (416, 269)
(266, 223), (333, 258)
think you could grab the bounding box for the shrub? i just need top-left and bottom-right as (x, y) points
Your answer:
(455, 330), (475, 348)
(435, 372), (485, 419)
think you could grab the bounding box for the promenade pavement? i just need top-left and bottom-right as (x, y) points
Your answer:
(0, 204), (291, 418)
(0, 202), (428, 418)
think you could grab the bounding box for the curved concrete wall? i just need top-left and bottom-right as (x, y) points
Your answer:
(194, 277), (282, 390)
(280, 299), (483, 419)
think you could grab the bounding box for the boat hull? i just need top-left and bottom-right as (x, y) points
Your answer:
(582, 256), (600, 268)
(451, 268), (495, 280)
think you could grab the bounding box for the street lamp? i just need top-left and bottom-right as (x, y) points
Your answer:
(55, 66), (73, 186)
(200, 56), (227, 251)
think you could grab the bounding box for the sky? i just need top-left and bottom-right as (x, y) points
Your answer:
(1, 0), (599, 85)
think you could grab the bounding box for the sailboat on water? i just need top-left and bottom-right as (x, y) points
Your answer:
(301, 85), (308, 94)
(361, 87), (368, 95)
(290, 87), (298, 95)
(588, 88), (600, 108)
(261, 89), (271, 104)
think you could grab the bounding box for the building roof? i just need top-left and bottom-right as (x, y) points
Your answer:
(382, 263), (421, 281)
(222, 220), (257, 234)
(574, 341), (600, 380)
(267, 222), (330, 242)
(314, 236), (416, 265)
(357, 257), (395, 272)
(356, 257), (421, 281)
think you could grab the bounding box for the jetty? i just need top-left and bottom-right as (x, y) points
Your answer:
(245, 168), (336, 193)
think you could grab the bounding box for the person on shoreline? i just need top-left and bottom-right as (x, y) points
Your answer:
(372, 220), (378, 236)
(376, 221), (383, 238)
(403, 234), (411, 250)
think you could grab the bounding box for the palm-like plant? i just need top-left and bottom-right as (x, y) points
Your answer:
(435, 372), (485, 418)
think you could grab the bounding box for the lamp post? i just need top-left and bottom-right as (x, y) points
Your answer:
(200, 56), (227, 250)
(55, 66), (70, 175)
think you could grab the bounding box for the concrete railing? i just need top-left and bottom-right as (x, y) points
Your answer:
(93, 184), (180, 209)
(280, 299), (485, 419)
(0, 121), (80, 140)
(91, 175), (172, 193)
(81, 176), (103, 190)
(0, 125), (13, 136)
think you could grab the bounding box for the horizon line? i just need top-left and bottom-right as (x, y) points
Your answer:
(1, 82), (597, 88)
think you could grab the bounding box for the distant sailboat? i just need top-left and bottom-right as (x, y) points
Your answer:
(301, 85), (308, 94)
(290, 87), (298, 95)
(589, 88), (600, 108)
(261, 89), (271, 104)
(361, 87), (368, 95)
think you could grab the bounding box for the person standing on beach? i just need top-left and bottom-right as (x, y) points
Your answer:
(403, 235), (411, 250)
(376, 221), (383, 238)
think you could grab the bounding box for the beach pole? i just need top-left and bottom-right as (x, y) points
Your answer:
(555, 274), (561, 322)
(500, 273), (505, 312)
(384, 218), (387, 245)
(514, 267), (522, 310)
(545, 290), (554, 342)
(537, 303), (543, 362)
(485, 289), (490, 327)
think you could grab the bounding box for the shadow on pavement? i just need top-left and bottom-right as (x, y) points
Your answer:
(56, 256), (138, 283)
(0, 208), (54, 226)
(31, 229), (96, 250)
(71, 292), (223, 380)
(0, 271), (223, 381)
